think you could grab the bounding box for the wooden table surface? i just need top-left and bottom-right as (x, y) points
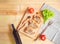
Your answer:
(0, 0), (60, 44)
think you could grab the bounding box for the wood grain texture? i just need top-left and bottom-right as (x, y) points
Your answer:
(0, 0), (60, 44)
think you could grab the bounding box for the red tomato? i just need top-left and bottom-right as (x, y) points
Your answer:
(28, 8), (34, 14)
(39, 35), (46, 41)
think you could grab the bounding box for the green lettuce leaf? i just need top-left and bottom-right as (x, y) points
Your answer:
(42, 9), (55, 23)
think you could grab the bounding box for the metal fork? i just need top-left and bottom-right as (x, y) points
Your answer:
(34, 20), (53, 41)
(41, 20), (53, 34)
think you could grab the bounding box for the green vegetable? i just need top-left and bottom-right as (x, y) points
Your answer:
(42, 9), (55, 23)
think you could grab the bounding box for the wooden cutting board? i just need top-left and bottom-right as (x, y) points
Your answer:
(0, 0), (60, 44)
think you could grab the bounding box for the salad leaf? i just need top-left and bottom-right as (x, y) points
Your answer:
(42, 9), (55, 23)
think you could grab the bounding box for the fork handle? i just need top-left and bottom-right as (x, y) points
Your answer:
(34, 25), (48, 41)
